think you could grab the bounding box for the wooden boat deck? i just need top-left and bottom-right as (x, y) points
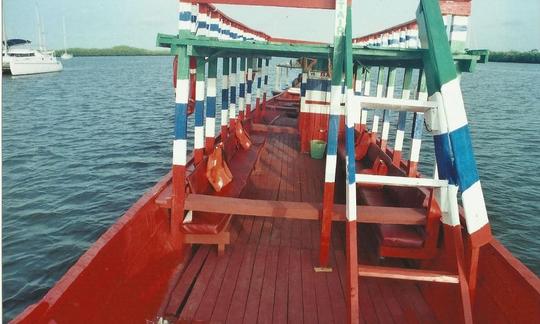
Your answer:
(163, 123), (438, 324)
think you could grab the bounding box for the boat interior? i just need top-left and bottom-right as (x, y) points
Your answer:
(11, 1), (539, 324)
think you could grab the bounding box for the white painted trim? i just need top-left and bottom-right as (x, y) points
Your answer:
(175, 79), (189, 104)
(410, 138), (422, 162)
(462, 181), (489, 234)
(194, 126), (204, 149)
(356, 174), (448, 188)
(207, 78), (217, 97)
(205, 117), (215, 137)
(359, 96), (437, 113)
(173, 139), (187, 166)
(325, 154), (337, 183)
(195, 81), (205, 101)
(394, 129), (405, 151)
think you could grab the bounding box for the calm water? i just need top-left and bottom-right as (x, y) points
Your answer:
(2, 57), (539, 321)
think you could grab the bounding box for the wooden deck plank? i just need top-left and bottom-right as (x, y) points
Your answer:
(165, 246), (211, 316)
(287, 248), (304, 323)
(192, 245), (233, 321)
(226, 245), (258, 323)
(257, 245), (279, 324)
(242, 244), (269, 324)
(300, 249), (318, 324)
(366, 278), (394, 324)
(327, 247), (348, 324)
(376, 278), (408, 324)
(210, 243), (247, 322)
(177, 250), (218, 320)
(273, 246), (290, 324)
(311, 249), (335, 324)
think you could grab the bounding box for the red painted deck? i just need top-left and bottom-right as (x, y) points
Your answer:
(161, 127), (438, 324)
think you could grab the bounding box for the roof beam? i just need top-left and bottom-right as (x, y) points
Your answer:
(187, 0), (336, 9)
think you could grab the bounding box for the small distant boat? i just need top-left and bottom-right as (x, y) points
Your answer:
(60, 16), (73, 60)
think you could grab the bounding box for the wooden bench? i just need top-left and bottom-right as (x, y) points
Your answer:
(155, 126), (267, 255)
(338, 140), (441, 260)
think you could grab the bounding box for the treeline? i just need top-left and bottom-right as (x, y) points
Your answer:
(55, 45), (169, 57)
(488, 50), (540, 64)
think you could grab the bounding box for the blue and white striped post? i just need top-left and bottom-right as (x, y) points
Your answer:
(408, 71), (427, 176)
(255, 58), (263, 121)
(418, 0), (491, 246)
(238, 57), (246, 120)
(178, 1), (192, 34)
(193, 58), (205, 164)
(353, 65), (363, 131)
(229, 57), (238, 129)
(361, 67), (371, 130)
(205, 57), (217, 153)
(392, 68), (413, 165)
(220, 58), (230, 139)
(370, 67), (385, 137)
(262, 58), (269, 114)
(246, 58), (254, 118)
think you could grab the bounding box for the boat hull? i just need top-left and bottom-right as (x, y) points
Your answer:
(9, 58), (63, 76)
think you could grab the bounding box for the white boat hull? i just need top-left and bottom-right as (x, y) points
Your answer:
(9, 59), (63, 75)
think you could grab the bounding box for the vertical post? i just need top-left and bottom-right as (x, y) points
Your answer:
(299, 71), (308, 151)
(380, 66), (396, 151)
(343, 3), (360, 323)
(361, 67), (371, 131)
(370, 67), (384, 138)
(274, 66), (281, 92)
(255, 58), (263, 121)
(206, 57), (217, 152)
(221, 58), (230, 139)
(246, 58), (254, 119)
(229, 57), (237, 130)
(194, 57), (206, 165)
(238, 57), (246, 120)
(408, 71), (427, 176)
(263, 58), (269, 113)
(392, 68), (413, 166)
(172, 46), (189, 247)
(353, 64), (363, 132)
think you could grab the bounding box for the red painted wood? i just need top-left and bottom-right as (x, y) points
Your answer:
(188, 0), (336, 9)
(165, 246), (211, 316)
(300, 249), (318, 323)
(226, 244), (257, 323)
(177, 250), (218, 321)
(257, 245), (279, 324)
(288, 248), (304, 323)
(272, 246), (290, 324)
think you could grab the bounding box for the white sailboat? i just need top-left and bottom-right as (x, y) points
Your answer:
(61, 16), (73, 60)
(2, 6), (63, 75)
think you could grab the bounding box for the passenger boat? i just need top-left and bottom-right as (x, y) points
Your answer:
(2, 39), (63, 75)
(12, 0), (539, 323)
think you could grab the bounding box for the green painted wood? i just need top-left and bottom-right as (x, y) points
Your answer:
(417, 0), (458, 94)
(208, 57), (218, 78)
(196, 57), (205, 81)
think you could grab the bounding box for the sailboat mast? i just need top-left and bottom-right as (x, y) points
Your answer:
(34, 4), (45, 50)
(62, 16), (67, 54)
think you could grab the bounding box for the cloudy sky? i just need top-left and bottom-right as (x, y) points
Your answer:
(3, 0), (539, 51)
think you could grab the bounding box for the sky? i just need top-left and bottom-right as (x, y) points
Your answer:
(2, 0), (539, 51)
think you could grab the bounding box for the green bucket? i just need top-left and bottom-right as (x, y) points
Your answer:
(310, 140), (327, 159)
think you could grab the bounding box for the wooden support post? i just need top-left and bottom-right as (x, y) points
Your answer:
(220, 58), (230, 139)
(392, 67), (413, 166)
(205, 57), (217, 153)
(194, 57), (206, 165)
(380, 66), (396, 151)
(408, 71), (426, 177)
(262, 58), (269, 114)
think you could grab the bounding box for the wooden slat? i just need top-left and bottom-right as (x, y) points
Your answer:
(165, 246), (211, 316)
(184, 194), (426, 225)
(359, 95), (438, 112)
(251, 123), (298, 134)
(358, 265), (460, 283)
(356, 174), (448, 188)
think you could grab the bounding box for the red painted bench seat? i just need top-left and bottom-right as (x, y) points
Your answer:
(338, 138), (440, 259)
(183, 131), (266, 235)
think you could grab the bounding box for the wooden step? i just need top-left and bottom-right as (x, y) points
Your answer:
(358, 265), (459, 283)
(359, 96), (438, 112)
(356, 174), (448, 188)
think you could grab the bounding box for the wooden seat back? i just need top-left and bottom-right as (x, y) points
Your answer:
(187, 158), (211, 195)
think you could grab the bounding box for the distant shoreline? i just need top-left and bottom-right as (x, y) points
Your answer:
(488, 50), (539, 64)
(55, 45), (170, 57)
(55, 46), (540, 64)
